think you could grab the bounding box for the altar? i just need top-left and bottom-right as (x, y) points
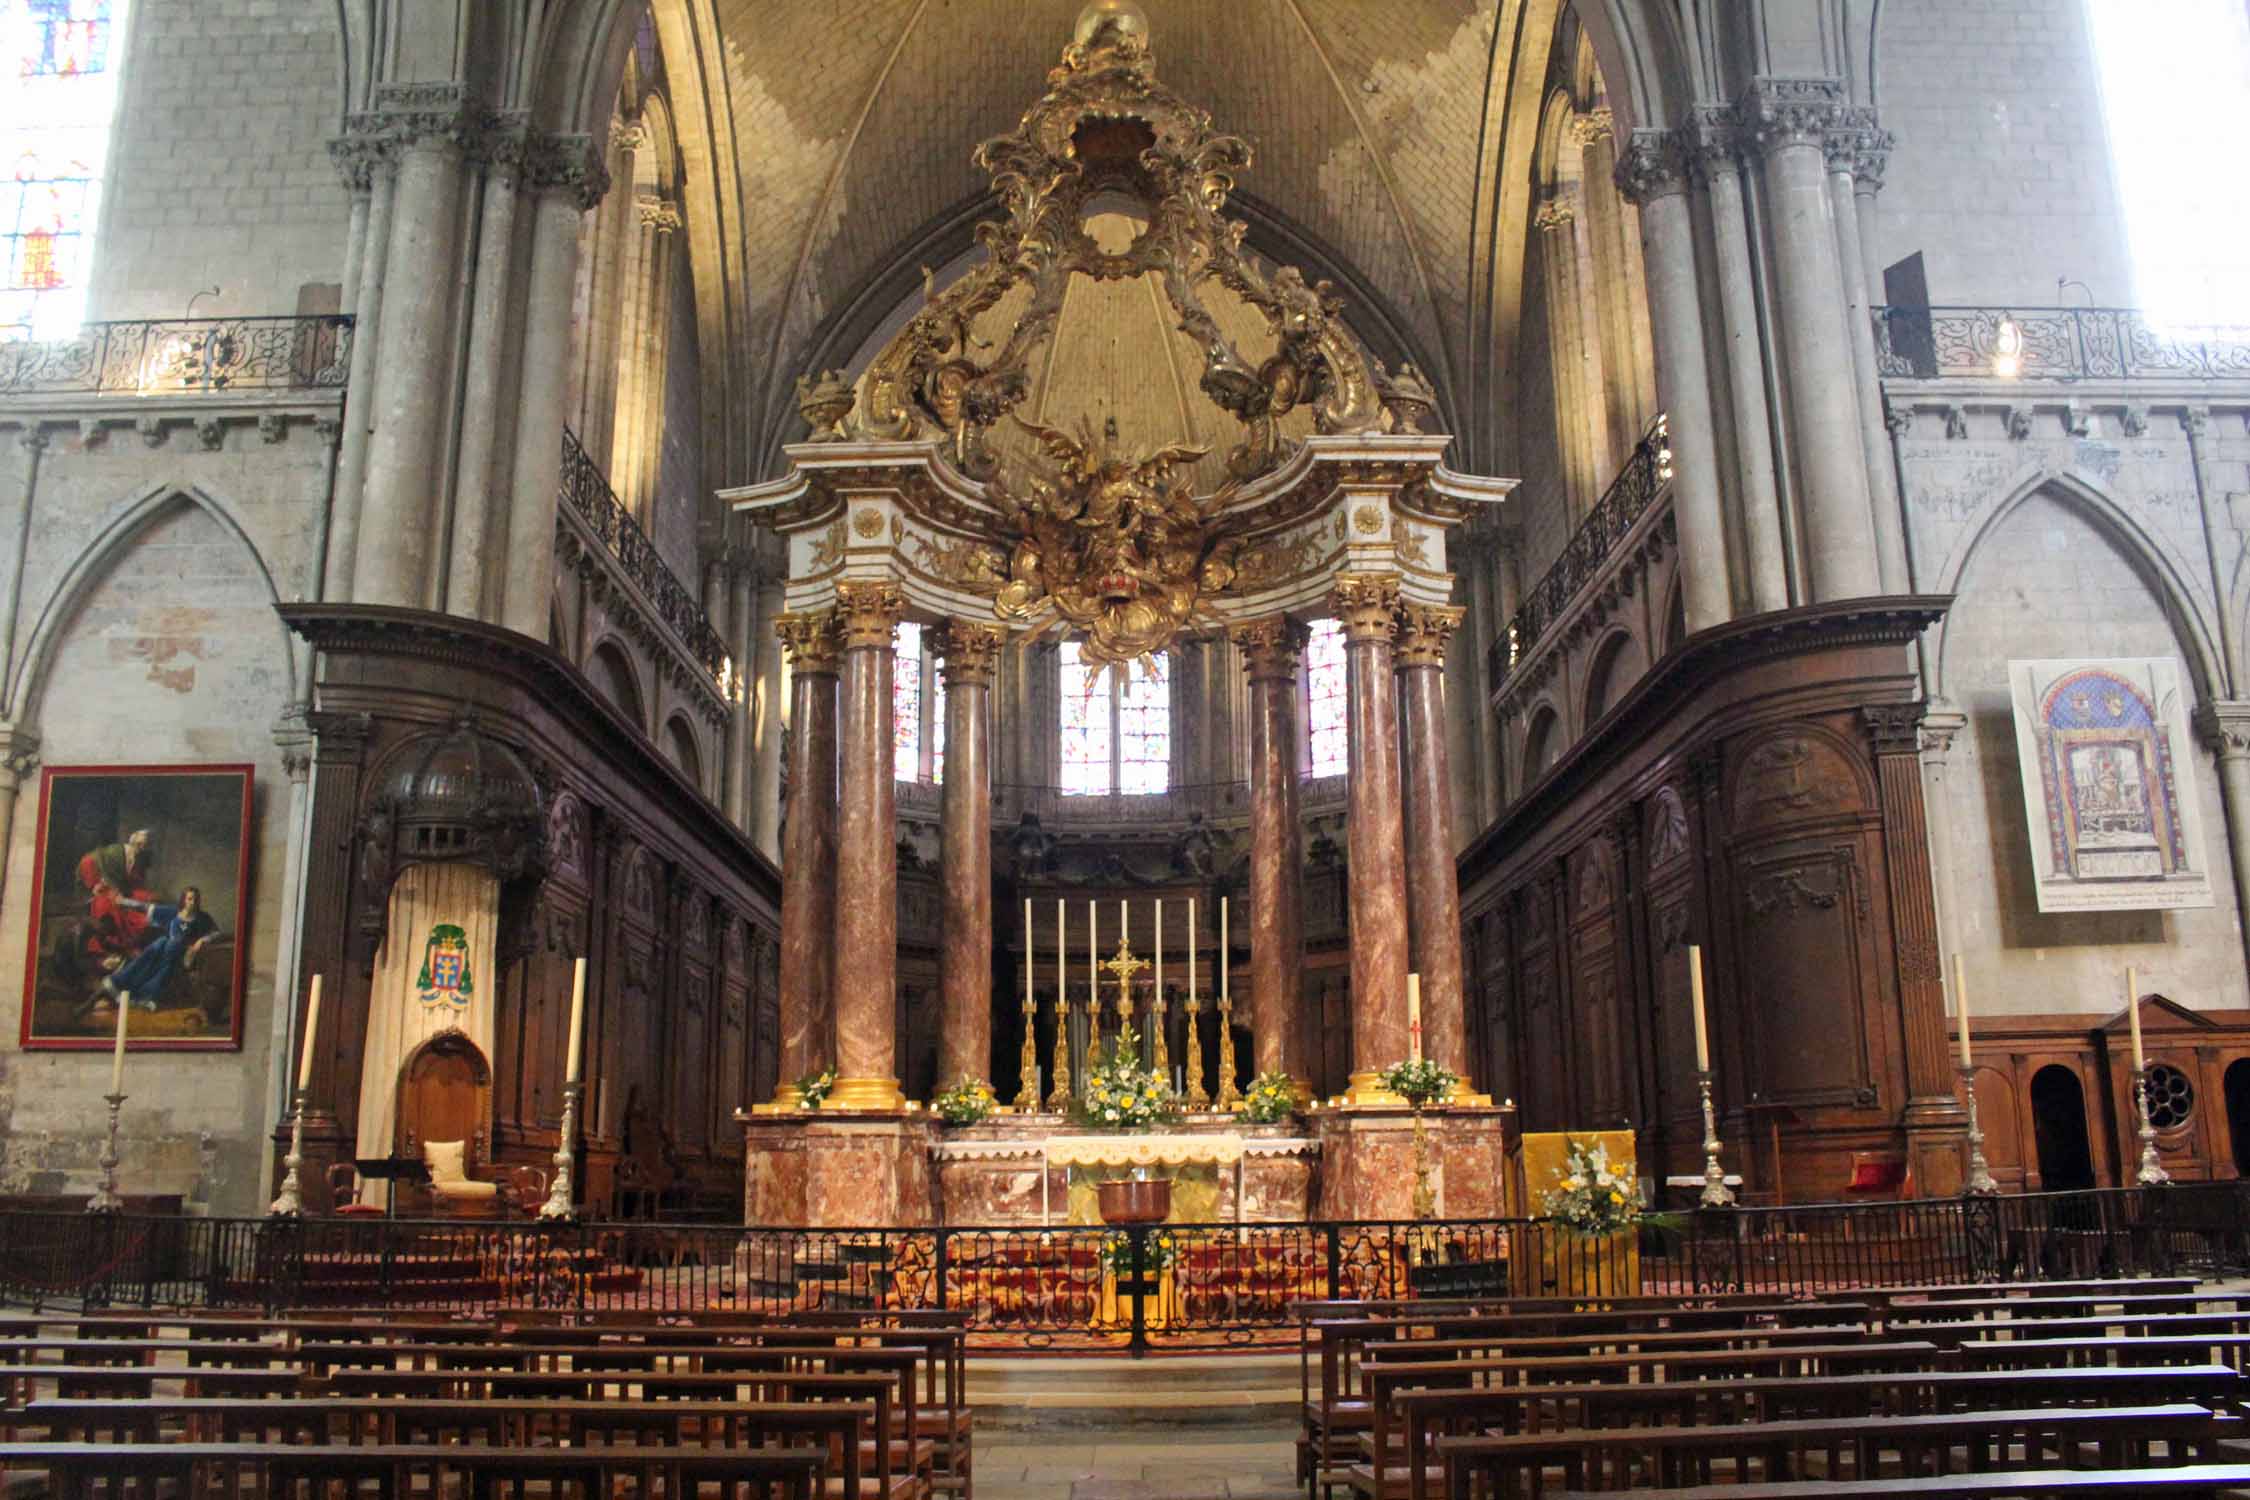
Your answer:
(929, 1116), (1321, 1227)
(1045, 1131), (1241, 1226)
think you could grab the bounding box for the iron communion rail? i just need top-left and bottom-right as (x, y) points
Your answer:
(3, 1186), (2244, 1354)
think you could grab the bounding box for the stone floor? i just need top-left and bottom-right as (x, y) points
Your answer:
(976, 1420), (1301, 1500)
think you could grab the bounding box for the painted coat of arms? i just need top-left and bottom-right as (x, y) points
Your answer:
(2008, 658), (2214, 912)
(415, 923), (475, 1011)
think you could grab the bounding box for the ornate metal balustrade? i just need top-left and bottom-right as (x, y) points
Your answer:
(0, 315), (353, 395)
(559, 427), (729, 686)
(1488, 414), (1671, 690)
(1875, 305), (2250, 383)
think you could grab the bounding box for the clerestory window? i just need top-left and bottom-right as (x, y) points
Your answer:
(1059, 639), (1169, 795)
(1, 0), (127, 341)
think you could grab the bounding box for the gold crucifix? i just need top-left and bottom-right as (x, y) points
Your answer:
(1101, 937), (1148, 1030)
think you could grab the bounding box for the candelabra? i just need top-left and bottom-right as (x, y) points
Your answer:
(1151, 989), (1170, 1079)
(538, 1081), (583, 1220)
(1958, 1063), (1999, 1196)
(268, 1089), (310, 1216)
(1696, 1071), (1735, 1208)
(2134, 1067), (2172, 1186)
(1410, 1107), (1436, 1220)
(87, 1092), (126, 1214)
(1215, 998), (1241, 1109)
(1182, 994), (1209, 1107)
(1046, 990), (1074, 1112)
(1014, 993), (1041, 1110)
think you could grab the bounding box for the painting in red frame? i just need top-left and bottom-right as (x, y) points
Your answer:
(18, 764), (252, 1053)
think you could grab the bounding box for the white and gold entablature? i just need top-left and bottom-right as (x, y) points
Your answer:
(723, 432), (1514, 633)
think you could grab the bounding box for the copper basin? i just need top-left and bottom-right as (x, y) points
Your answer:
(1096, 1176), (1172, 1225)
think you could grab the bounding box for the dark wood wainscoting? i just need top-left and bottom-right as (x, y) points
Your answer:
(273, 605), (782, 1220)
(1457, 598), (1966, 1203)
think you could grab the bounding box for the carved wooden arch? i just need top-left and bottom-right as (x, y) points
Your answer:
(1724, 717), (1881, 836)
(393, 1026), (495, 1164)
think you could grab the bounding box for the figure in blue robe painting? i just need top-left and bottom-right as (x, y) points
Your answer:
(97, 887), (220, 1012)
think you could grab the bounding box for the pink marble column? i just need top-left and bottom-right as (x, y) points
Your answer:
(1397, 603), (1469, 1082)
(772, 610), (839, 1104)
(1333, 574), (1411, 1104)
(1231, 616), (1309, 1087)
(934, 620), (1002, 1087)
(830, 581), (907, 1110)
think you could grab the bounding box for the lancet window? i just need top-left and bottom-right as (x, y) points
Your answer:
(1059, 639), (1169, 795)
(893, 621), (946, 784)
(1304, 618), (1348, 778)
(1, 0), (125, 340)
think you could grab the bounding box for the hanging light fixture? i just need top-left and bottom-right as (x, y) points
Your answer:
(1992, 315), (2024, 379)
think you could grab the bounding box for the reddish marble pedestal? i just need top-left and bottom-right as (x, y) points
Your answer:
(742, 1112), (935, 1227)
(927, 1113), (1319, 1225)
(1315, 1105), (1513, 1220)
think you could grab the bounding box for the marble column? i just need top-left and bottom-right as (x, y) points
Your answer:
(1232, 615), (1310, 1088)
(1692, 125), (1789, 613)
(1828, 120), (1909, 595)
(1615, 131), (1731, 632)
(1742, 82), (1880, 601)
(1333, 574), (1410, 1104)
(934, 620), (1002, 1087)
(444, 158), (521, 621)
(1397, 602), (1469, 1084)
(831, 580), (907, 1110)
(772, 609), (840, 1104)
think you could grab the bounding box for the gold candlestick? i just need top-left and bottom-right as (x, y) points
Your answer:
(1183, 993), (1209, 1107)
(1015, 992), (1041, 1110)
(1151, 986), (1170, 1078)
(1215, 998), (1241, 1108)
(1046, 988), (1074, 1112)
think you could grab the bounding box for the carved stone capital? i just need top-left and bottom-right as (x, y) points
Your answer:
(327, 132), (394, 193)
(0, 722), (40, 790)
(637, 194), (683, 233)
(1862, 700), (1925, 757)
(1394, 602), (1464, 670)
(1532, 193), (1574, 234)
(931, 619), (1004, 687)
(2182, 407), (2212, 440)
(1329, 574), (1403, 642)
(2195, 702), (2250, 758)
(833, 580), (906, 651)
(773, 609), (842, 676)
(1736, 76), (1848, 156)
(520, 131), (611, 209)
(271, 707), (316, 784)
(1569, 108), (1614, 147)
(1612, 129), (1690, 205)
(1230, 614), (1311, 682)
(610, 118), (647, 155)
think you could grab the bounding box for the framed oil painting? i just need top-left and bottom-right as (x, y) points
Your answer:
(18, 764), (253, 1052)
(2008, 659), (2215, 914)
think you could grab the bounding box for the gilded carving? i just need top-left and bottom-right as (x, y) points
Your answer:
(773, 609), (843, 675)
(808, 520), (847, 572)
(912, 533), (1008, 593)
(1394, 603), (1462, 668)
(1330, 573), (1402, 641)
(1392, 525), (1429, 568)
(851, 506), (887, 540)
(1228, 530), (1323, 591)
(1229, 615), (1310, 681)
(834, 579), (907, 650)
(932, 619), (1005, 687)
(1352, 503), (1385, 535)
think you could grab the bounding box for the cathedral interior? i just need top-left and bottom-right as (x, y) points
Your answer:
(2, 0), (2250, 1235)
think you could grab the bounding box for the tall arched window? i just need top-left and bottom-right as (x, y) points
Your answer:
(1304, 618), (1348, 777)
(2, 0), (128, 339)
(1059, 640), (1169, 795)
(893, 621), (945, 783)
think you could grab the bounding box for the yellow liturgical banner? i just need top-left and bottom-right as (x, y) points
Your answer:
(1514, 1129), (1641, 1298)
(1515, 1130), (1637, 1216)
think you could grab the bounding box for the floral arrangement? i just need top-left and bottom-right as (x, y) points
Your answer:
(1099, 1229), (1176, 1277)
(932, 1074), (997, 1126)
(1070, 1029), (1182, 1131)
(1379, 1058), (1459, 1107)
(1240, 1070), (1299, 1124)
(795, 1067), (837, 1110)
(1537, 1136), (1647, 1235)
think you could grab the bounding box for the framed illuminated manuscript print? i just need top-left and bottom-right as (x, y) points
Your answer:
(18, 764), (253, 1052)
(2008, 659), (2213, 913)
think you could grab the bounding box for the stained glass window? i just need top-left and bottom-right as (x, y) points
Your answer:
(893, 622), (923, 782)
(1305, 619), (1348, 777)
(1059, 639), (1169, 795)
(1, 1), (126, 341)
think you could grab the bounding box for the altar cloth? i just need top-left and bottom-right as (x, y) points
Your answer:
(1042, 1133), (1246, 1169)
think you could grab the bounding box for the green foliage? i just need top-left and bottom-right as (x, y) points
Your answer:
(1379, 1057), (1459, 1107)
(933, 1074), (997, 1126)
(796, 1067), (837, 1110)
(1240, 1070), (1299, 1124)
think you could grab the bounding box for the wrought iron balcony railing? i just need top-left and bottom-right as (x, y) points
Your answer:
(1488, 414), (1672, 689)
(0, 315), (354, 395)
(559, 427), (730, 685)
(1874, 304), (2250, 383)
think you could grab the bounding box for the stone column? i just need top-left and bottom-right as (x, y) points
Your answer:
(1576, 111), (1658, 459)
(1918, 700), (1970, 962)
(1615, 131), (1732, 632)
(578, 119), (640, 466)
(1232, 615), (1310, 1088)
(831, 580), (907, 1110)
(934, 620), (1002, 1087)
(0, 724), (39, 898)
(1397, 602), (1470, 1084)
(355, 130), (467, 610)
(750, 578), (788, 858)
(1691, 123), (1789, 613)
(1534, 194), (1597, 518)
(500, 136), (604, 640)
(324, 136), (394, 602)
(2195, 704), (2250, 980)
(1333, 575), (1411, 1104)
(772, 610), (840, 1104)
(1828, 117), (1909, 595)
(1851, 136), (1891, 327)
(1464, 529), (1504, 824)
(724, 558), (755, 826)
(445, 152), (522, 621)
(1741, 81), (1880, 602)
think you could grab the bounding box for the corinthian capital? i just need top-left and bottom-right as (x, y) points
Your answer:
(773, 609), (842, 675)
(1230, 615), (1311, 682)
(1394, 603), (1464, 669)
(932, 619), (1004, 687)
(1532, 193), (1575, 234)
(1569, 108), (1614, 147)
(1329, 574), (1403, 642)
(637, 195), (683, 233)
(2196, 702), (2250, 758)
(834, 579), (907, 650)
(1612, 129), (1690, 205)
(1736, 76), (1848, 155)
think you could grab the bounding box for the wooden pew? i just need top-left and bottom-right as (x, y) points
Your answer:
(1525, 1468), (2250, 1499)
(1956, 1334), (2250, 1373)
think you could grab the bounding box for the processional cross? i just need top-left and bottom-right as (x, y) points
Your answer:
(1100, 938), (1148, 1030)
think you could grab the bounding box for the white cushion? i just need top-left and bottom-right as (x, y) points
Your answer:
(431, 1179), (499, 1201)
(423, 1139), (468, 1184)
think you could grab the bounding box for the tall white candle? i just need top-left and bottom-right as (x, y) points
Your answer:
(565, 957), (588, 1085)
(1407, 972), (1423, 1062)
(1057, 899), (1064, 1009)
(296, 974), (323, 1092)
(1026, 899), (1034, 1007)
(1187, 898), (1197, 1003)
(1089, 900), (1097, 997)
(2127, 965), (2144, 1071)
(1220, 898), (1229, 1002)
(1687, 945), (1709, 1074)
(1154, 898), (1163, 1005)
(1954, 953), (1972, 1068)
(109, 992), (130, 1095)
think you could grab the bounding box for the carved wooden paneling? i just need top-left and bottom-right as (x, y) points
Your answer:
(1729, 837), (1883, 1111)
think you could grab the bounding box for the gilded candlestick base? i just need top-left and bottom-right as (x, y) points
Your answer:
(539, 1081), (583, 1221)
(269, 1088), (310, 1217)
(2134, 1068), (2171, 1186)
(1182, 996), (1209, 1107)
(1046, 994), (1074, 1112)
(1214, 999), (1241, 1108)
(1696, 1071), (1735, 1208)
(1151, 995), (1170, 1078)
(1959, 1063), (1999, 1196)
(87, 1092), (126, 1214)
(1410, 1107), (1436, 1220)
(1015, 1001), (1042, 1110)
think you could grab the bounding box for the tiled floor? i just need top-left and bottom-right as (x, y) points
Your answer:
(976, 1421), (1301, 1500)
